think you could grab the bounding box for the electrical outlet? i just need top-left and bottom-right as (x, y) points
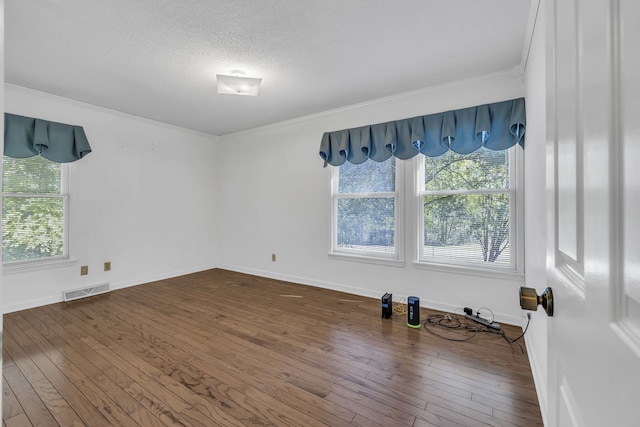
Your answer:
(272, 253), (276, 262)
(80, 265), (88, 276)
(104, 261), (111, 271)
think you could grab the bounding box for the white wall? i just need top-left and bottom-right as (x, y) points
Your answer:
(523, 0), (549, 424)
(2, 85), (219, 313)
(2, 70), (535, 328)
(217, 72), (528, 325)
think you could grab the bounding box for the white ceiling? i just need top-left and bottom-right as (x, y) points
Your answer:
(5, 0), (534, 136)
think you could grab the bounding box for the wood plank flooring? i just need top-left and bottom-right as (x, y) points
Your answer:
(3, 269), (543, 426)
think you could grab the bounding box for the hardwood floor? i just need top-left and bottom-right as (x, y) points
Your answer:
(2, 269), (543, 426)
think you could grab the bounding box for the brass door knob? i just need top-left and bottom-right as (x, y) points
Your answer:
(519, 287), (554, 317)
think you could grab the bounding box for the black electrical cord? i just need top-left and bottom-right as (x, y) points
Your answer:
(422, 313), (480, 342)
(421, 311), (532, 353)
(503, 313), (531, 344)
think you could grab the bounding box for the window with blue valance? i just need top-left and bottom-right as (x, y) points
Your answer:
(319, 98), (525, 166)
(4, 113), (92, 163)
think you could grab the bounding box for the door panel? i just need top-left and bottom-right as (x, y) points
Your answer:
(546, 0), (640, 426)
(555, 0), (581, 266)
(558, 380), (583, 427)
(620, 0), (640, 347)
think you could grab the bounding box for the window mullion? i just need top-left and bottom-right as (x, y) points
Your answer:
(2, 193), (64, 198)
(420, 188), (510, 197)
(335, 192), (396, 199)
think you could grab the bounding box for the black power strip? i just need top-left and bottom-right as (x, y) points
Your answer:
(465, 314), (501, 330)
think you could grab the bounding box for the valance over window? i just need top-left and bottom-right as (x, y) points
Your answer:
(4, 113), (92, 163)
(319, 98), (525, 166)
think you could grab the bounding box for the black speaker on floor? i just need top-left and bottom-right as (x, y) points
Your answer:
(381, 293), (392, 319)
(407, 296), (420, 328)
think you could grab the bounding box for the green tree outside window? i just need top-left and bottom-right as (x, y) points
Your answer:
(2, 155), (65, 262)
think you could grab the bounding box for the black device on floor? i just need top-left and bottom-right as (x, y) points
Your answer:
(381, 293), (392, 318)
(407, 296), (420, 328)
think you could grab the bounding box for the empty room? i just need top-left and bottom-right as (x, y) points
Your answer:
(1, 0), (638, 426)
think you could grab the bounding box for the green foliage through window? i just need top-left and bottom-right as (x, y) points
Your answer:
(335, 158), (397, 255)
(338, 197), (395, 249)
(2, 156), (65, 262)
(331, 147), (517, 270)
(421, 147), (512, 267)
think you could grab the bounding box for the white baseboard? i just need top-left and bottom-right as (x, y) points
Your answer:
(525, 331), (548, 426)
(217, 263), (384, 298)
(2, 263), (217, 314)
(110, 263), (217, 290)
(3, 262), (525, 330)
(216, 264), (522, 326)
(3, 295), (63, 314)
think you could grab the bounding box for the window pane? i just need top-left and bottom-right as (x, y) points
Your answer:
(2, 196), (65, 262)
(339, 158), (395, 193)
(338, 197), (395, 252)
(3, 156), (62, 194)
(423, 193), (510, 266)
(425, 148), (508, 191)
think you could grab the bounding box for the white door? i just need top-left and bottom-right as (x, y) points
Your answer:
(545, 0), (640, 426)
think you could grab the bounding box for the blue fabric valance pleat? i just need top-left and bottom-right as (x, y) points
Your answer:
(319, 97), (525, 166)
(4, 113), (92, 163)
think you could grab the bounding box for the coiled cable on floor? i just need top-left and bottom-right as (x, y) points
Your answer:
(422, 311), (532, 353)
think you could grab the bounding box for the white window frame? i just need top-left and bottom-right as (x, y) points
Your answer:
(2, 157), (75, 273)
(329, 158), (405, 267)
(414, 147), (524, 278)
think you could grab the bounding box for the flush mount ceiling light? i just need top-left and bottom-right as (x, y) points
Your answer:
(216, 70), (262, 96)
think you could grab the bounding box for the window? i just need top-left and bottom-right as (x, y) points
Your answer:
(330, 147), (522, 275)
(332, 157), (402, 261)
(417, 147), (521, 271)
(2, 155), (68, 263)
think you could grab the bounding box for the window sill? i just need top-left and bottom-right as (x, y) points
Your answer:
(3, 257), (78, 275)
(412, 260), (525, 281)
(329, 252), (405, 268)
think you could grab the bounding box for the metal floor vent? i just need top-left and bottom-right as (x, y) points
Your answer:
(63, 283), (110, 302)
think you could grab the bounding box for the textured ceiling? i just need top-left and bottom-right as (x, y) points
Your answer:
(5, 0), (533, 136)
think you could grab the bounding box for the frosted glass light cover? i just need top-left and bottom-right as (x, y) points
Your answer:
(216, 74), (262, 96)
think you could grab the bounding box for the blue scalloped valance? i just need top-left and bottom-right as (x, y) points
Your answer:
(319, 98), (525, 166)
(4, 113), (92, 163)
